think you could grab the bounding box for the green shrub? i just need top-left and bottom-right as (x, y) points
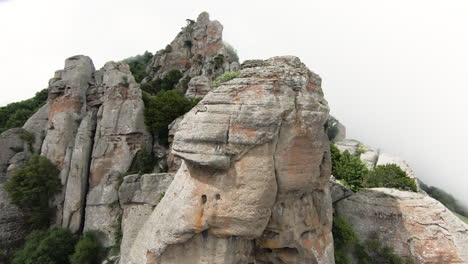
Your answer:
(0, 89), (48, 133)
(5, 155), (61, 229)
(224, 42), (239, 62)
(144, 90), (199, 145)
(333, 150), (368, 191)
(122, 51), (153, 83)
(419, 180), (468, 217)
(330, 143), (341, 177)
(69, 232), (101, 264)
(140, 70), (183, 95)
(333, 217), (413, 264)
(363, 164), (417, 192)
(11, 227), (75, 264)
(326, 115), (340, 141)
(21, 130), (35, 151)
(212, 71), (240, 88)
(128, 150), (155, 175)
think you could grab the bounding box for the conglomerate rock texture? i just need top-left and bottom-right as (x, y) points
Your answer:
(126, 56), (334, 264)
(335, 188), (468, 264)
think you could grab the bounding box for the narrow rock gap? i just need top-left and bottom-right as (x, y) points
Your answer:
(78, 111), (97, 234)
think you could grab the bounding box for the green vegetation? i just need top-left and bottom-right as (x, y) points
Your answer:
(326, 115), (340, 141)
(330, 143), (417, 193)
(11, 228), (103, 264)
(212, 71), (240, 88)
(140, 70), (183, 95)
(224, 42), (239, 62)
(144, 90), (199, 145)
(5, 155), (61, 229)
(419, 180), (468, 218)
(69, 232), (101, 264)
(11, 228), (75, 264)
(333, 216), (413, 264)
(128, 150), (155, 175)
(453, 212), (468, 224)
(0, 248), (8, 264)
(122, 51), (153, 83)
(21, 130), (35, 151)
(0, 89), (48, 134)
(363, 164), (417, 192)
(333, 150), (368, 191)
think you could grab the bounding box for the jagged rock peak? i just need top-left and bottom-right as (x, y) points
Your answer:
(144, 12), (239, 84)
(125, 56), (334, 264)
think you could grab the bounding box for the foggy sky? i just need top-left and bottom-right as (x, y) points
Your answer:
(1, 0), (467, 204)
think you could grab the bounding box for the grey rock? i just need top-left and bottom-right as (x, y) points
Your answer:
(184, 76), (211, 98)
(22, 103), (50, 153)
(84, 61), (152, 247)
(0, 128), (30, 248)
(330, 176), (354, 204)
(126, 56), (334, 264)
(335, 188), (468, 263)
(144, 12), (237, 90)
(118, 173), (174, 264)
(41, 55), (95, 226)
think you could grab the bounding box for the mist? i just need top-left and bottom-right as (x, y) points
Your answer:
(1, 0), (467, 204)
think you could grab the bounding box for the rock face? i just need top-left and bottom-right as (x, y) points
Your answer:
(126, 56), (334, 264)
(83, 62), (151, 246)
(335, 139), (379, 168)
(0, 128), (32, 248)
(118, 173), (174, 264)
(335, 188), (468, 264)
(144, 12), (237, 92)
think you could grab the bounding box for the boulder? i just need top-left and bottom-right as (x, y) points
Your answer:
(126, 56), (334, 264)
(335, 188), (468, 263)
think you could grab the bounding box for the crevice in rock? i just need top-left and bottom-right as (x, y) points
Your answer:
(79, 111), (97, 234)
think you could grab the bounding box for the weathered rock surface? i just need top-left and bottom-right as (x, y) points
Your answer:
(330, 176), (353, 204)
(119, 173), (174, 264)
(185, 76), (211, 98)
(335, 188), (468, 264)
(144, 12), (237, 90)
(376, 153), (415, 179)
(126, 56), (333, 264)
(335, 139), (379, 168)
(22, 103), (50, 153)
(0, 128), (31, 248)
(41, 55), (95, 226)
(83, 62), (151, 246)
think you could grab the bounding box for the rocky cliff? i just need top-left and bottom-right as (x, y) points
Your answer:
(0, 11), (467, 264)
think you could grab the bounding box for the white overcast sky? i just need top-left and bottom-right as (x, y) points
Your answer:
(1, 0), (467, 204)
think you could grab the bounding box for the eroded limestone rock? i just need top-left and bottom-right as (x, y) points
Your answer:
(335, 188), (468, 264)
(126, 56), (333, 264)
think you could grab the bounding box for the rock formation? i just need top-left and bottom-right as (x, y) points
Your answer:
(2, 11), (468, 264)
(144, 12), (238, 94)
(335, 188), (468, 264)
(0, 128), (32, 248)
(126, 56), (334, 264)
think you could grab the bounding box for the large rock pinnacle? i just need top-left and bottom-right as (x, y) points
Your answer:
(125, 56), (334, 264)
